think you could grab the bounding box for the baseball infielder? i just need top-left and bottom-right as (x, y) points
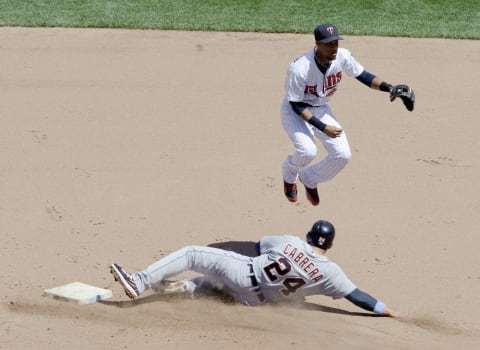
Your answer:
(110, 220), (399, 317)
(282, 23), (414, 205)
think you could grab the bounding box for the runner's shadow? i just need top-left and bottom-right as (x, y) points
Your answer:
(207, 240), (259, 257)
(299, 301), (384, 317)
(100, 295), (380, 317)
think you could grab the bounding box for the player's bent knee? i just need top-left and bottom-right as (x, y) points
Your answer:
(336, 149), (352, 162)
(329, 153), (350, 172)
(343, 152), (352, 162)
(293, 147), (317, 166)
(301, 147), (318, 161)
(297, 154), (316, 166)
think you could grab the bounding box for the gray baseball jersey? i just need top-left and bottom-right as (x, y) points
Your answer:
(130, 235), (356, 306)
(251, 235), (356, 302)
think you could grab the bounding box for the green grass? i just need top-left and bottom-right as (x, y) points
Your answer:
(0, 0), (479, 39)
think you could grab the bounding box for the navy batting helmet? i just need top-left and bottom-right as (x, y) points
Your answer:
(306, 220), (336, 250)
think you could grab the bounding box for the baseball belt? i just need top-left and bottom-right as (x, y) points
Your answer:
(248, 264), (266, 302)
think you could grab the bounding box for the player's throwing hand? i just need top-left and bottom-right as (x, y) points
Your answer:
(324, 125), (343, 138)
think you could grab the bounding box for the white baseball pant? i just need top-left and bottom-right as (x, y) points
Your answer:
(281, 99), (351, 189)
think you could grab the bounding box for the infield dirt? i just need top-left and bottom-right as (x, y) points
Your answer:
(1, 27), (479, 349)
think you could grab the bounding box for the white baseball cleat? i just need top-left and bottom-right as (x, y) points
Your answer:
(158, 280), (196, 295)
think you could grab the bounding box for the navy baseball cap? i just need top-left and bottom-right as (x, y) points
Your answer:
(314, 24), (343, 43)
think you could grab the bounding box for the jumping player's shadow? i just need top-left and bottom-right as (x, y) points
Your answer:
(207, 240), (259, 257)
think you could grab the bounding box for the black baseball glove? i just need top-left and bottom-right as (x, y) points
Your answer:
(390, 84), (415, 111)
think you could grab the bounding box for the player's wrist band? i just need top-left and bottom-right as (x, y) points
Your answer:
(308, 116), (327, 132)
(373, 301), (386, 314)
(380, 82), (393, 92)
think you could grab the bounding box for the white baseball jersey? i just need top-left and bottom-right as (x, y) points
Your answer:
(251, 235), (356, 302)
(285, 48), (364, 106)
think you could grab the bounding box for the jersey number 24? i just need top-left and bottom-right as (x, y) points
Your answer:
(263, 257), (306, 296)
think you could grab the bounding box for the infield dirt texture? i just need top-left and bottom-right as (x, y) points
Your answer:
(1, 27), (479, 349)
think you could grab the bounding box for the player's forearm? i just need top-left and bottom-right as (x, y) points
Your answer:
(305, 114), (327, 132)
(289, 101), (326, 131)
(345, 288), (397, 317)
(289, 101), (314, 120)
(371, 76), (392, 92)
(355, 71), (392, 92)
(296, 106), (326, 131)
(289, 101), (343, 138)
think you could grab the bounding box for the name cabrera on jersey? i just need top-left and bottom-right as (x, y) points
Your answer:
(285, 48), (364, 106)
(254, 235), (356, 302)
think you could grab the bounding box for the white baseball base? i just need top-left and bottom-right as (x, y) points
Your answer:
(44, 281), (112, 304)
